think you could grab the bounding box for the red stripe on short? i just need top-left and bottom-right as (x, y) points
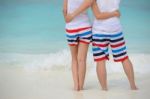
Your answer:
(92, 43), (109, 47)
(114, 56), (128, 62)
(66, 27), (92, 33)
(69, 44), (78, 46)
(79, 40), (90, 44)
(94, 56), (109, 62)
(111, 42), (125, 48)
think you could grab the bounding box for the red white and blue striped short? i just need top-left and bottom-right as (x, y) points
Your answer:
(92, 32), (128, 62)
(66, 27), (92, 46)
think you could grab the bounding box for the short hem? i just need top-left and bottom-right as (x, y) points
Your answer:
(94, 56), (109, 62)
(114, 56), (128, 62)
(79, 40), (90, 45)
(68, 40), (90, 46)
(68, 44), (78, 46)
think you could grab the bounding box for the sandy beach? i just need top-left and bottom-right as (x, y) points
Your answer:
(0, 67), (150, 99)
(0, 0), (150, 99)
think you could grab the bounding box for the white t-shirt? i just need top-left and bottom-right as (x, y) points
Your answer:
(93, 0), (122, 34)
(66, 0), (91, 29)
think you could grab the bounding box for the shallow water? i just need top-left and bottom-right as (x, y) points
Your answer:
(0, 0), (150, 53)
(0, 0), (150, 73)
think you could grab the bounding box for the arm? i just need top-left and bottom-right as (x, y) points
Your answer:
(92, 0), (120, 20)
(66, 0), (93, 23)
(63, 0), (68, 21)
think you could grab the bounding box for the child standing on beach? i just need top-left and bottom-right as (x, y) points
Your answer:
(63, 0), (93, 91)
(63, 0), (123, 91)
(92, 0), (138, 90)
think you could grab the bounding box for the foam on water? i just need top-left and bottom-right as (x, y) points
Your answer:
(0, 49), (150, 74)
(0, 0), (150, 74)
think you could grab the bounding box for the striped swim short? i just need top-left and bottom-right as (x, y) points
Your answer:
(92, 32), (128, 62)
(66, 27), (92, 46)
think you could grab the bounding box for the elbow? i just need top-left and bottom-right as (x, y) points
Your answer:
(95, 14), (106, 20)
(95, 15), (100, 19)
(94, 13), (103, 20)
(95, 14), (102, 20)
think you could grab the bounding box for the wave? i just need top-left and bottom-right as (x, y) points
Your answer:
(0, 49), (150, 74)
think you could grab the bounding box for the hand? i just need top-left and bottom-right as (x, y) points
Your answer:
(113, 10), (121, 18)
(65, 14), (74, 23)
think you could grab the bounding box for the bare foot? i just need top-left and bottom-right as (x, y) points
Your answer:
(102, 87), (108, 91)
(131, 85), (138, 90)
(74, 86), (80, 91)
(79, 87), (83, 90)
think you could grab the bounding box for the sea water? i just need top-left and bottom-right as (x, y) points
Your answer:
(0, 0), (150, 73)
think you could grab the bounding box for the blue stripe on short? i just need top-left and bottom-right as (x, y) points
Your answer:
(93, 32), (123, 38)
(66, 30), (92, 38)
(112, 46), (126, 53)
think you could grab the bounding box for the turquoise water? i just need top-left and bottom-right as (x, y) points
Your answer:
(0, 0), (150, 73)
(0, 0), (150, 54)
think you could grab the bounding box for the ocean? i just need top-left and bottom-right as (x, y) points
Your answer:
(0, 0), (150, 73)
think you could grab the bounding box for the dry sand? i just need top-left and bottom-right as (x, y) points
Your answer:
(0, 67), (150, 99)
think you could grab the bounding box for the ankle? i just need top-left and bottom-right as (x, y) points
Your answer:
(130, 85), (138, 90)
(101, 86), (108, 91)
(102, 87), (108, 91)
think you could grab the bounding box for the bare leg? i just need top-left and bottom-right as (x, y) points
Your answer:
(96, 60), (108, 91)
(77, 43), (89, 90)
(122, 58), (138, 90)
(69, 45), (79, 91)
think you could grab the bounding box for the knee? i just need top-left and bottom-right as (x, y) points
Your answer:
(72, 58), (78, 64)
(77, 56), (86, 63)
